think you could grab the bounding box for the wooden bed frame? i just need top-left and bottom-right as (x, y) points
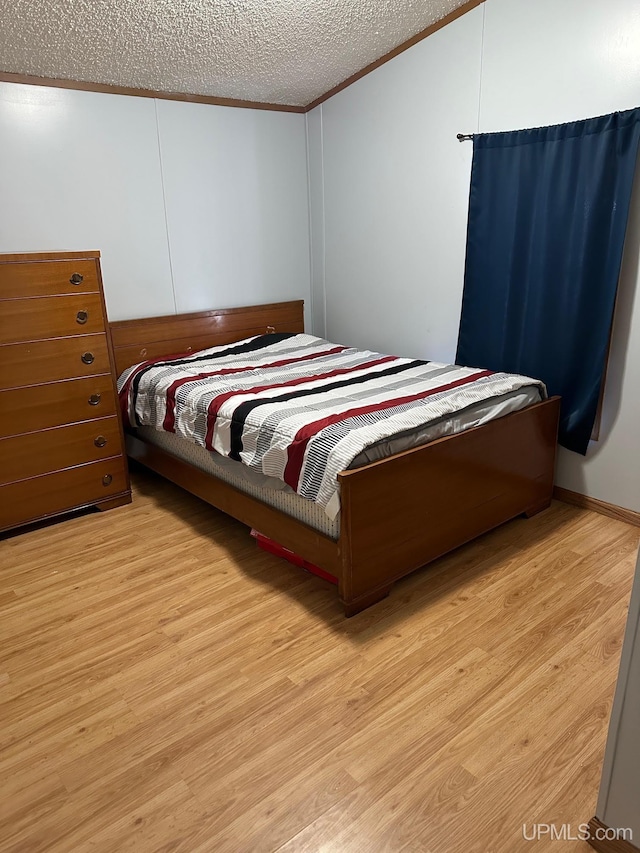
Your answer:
(110, 300), (561, 616)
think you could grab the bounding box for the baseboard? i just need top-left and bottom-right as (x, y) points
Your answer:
(554, 487), (640, 528)
(587, 817), (638, 853)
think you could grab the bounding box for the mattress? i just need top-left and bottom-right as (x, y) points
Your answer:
(137, 425), (342, 538)
(137, 383), (541, 539)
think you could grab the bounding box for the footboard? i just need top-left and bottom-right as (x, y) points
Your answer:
(336, 396), (560, 615)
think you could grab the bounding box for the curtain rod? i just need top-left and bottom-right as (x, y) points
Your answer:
(457, 133), (474, 141)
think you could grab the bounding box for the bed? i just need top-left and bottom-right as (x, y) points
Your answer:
(110, 300), (560, 616)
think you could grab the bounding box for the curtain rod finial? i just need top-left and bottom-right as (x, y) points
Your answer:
(457, 133), (474, 142)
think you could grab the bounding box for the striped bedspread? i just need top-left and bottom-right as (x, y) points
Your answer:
(118, 333), (546, 519)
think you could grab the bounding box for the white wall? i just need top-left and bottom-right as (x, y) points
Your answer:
(0, 84), (311, 325)
(308, 0), (640, 512)
(157, 101), (311, 325)
(0, 84), (174, 319)
(308, 7), (483, 361)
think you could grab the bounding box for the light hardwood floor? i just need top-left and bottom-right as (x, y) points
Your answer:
(1, 467), (638, 853)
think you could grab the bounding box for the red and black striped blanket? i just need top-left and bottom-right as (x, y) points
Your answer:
(118, 333), (545, 518)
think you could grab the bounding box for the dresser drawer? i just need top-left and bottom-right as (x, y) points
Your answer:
(0, 457), (129, 532)
(0, 259), (99, 299)
(0, 416), (123, 485)
(0, 293), (106, 344)
(0, 375), (117, 436)
(0, 334), (110, 389)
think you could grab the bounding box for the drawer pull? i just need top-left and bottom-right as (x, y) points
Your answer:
(88, 393), (101, 406)
(76, 310), (89, 325)
(81, 351), (95, 365)
(70, 273), (84, 285)
(94, 435), (107, 448)
(102, 474), (113, 486)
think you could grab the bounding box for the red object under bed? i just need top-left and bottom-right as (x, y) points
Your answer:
(251, 530), (338, 585)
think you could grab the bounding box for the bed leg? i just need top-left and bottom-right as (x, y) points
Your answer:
(523, 499), (552, 518)
(341, 584), (393, 617)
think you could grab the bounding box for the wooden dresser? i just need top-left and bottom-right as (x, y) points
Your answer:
(0, 251), (131, 533)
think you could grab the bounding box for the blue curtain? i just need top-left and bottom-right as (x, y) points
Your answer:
(456, 108), (640, 455)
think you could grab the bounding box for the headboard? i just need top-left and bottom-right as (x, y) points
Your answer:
(109, 300), (305, 376)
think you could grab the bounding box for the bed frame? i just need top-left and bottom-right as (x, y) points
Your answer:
(110, 300), (560, 616)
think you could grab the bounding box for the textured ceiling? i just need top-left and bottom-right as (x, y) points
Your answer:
(0, 0), (470, 106)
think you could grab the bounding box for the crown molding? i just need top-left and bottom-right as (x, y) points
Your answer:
(0, 71), (306, 113)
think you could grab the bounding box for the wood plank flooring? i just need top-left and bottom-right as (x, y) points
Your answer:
(1, 466), (638, 852)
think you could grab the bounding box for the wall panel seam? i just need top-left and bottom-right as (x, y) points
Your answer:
(477, 0), (486, 133)
(304, 112), (315, 333)
(154, 99), (178, 315)
(320, 104), (327, 339)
